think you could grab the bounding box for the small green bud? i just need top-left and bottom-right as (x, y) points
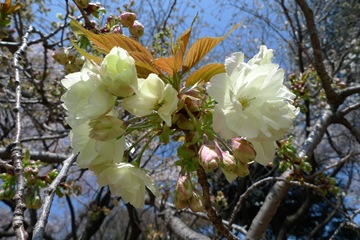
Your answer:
(188, 190), (205, 212)
(32, 195), (42, 209)
(49, 169), (59, 180)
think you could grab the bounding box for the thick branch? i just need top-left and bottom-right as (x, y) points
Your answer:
(32, 154), (77, 240)
(295, 0), (338, 106)
(163, 208), (210, 240)
(11, 25), (34, 240)
(246, 109), (333, 240)
(0, 147), (68, 164)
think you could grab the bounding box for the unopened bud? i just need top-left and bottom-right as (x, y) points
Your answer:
(119, 12), (136, 28)
(176, 114), (195, 131)
(32, 195), (42, 209)
(174, 191), (188, 210)
(175, 173), (193, 201)
(65, 62), (78, 74)
(233, 162), (250, 177)
(89, 115), (126, 141)
(112, 25), (123, 34)
(66, 48), (77, 62)
(74, 56), (86, 68)
(129, 20), (144, 37)
(48, 169), (59, 180)
(52, 47), (67, 65)
(199, 142), (222, 172)
(220, 151), (236, 171)
(231, 138), (256, 164)
(181, 89), (203, 112)
(189, 190), (205, 212)
(84, 3), (100, 15)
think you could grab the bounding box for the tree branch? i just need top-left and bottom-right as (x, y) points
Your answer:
(32, 153), (77, 240)
(295, 0), (338, 106)
(197, 166), (239, 240)
(0, 147), (68, 164)
(246, 109), (334, 240)
(163, 208), (211, 240)
(65, 195), (77, 240)
(11, 25), (34, 240)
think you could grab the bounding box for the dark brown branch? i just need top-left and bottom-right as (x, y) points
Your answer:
(78, 189), (112, 240)
(11, 25), (34, 240)
(125, 204), (142, 240)
(32, 153), (77, 240)
(295, 0), (338, 106)
(337, 117), (360, 144)
(228, 177), (318, 228)
(0, 159), (14, 171)
(276, 195), (313, 239)
(197, 166), (239, 240)
(65, 195), (77, 240)
(339, 86), (360, 101)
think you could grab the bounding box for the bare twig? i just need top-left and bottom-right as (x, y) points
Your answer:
(228, 176), (318, 227)
(65, 195), (78, 240)
(339, 102), (360, 117)
(337, 117), (360, 144)
(11, 25), (34, 240)
(32, 153), (77, 240)
(0, 159), (14, 171)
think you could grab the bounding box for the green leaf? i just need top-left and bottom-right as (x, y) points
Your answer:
(182, 23), (241, 73)
(185, 63), (225, 87)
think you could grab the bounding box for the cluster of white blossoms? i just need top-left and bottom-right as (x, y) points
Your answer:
(61, 44), (298, 208)
(207, 45), (299, 165)
(61, 47), (180, 208)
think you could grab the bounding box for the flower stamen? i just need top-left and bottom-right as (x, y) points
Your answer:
(238, 96), (256, 110)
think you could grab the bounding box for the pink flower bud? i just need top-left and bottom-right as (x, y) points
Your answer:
(175, 172), (193, 201)
(119, 12), (136, 28)
(189, 189), (205, 212)
(220, 151), (236, 171)
(112, 25), (123, 34)
(199, 142), (222, 172)
(231, 138), (256, 164)
(129, 20), (144, 37)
